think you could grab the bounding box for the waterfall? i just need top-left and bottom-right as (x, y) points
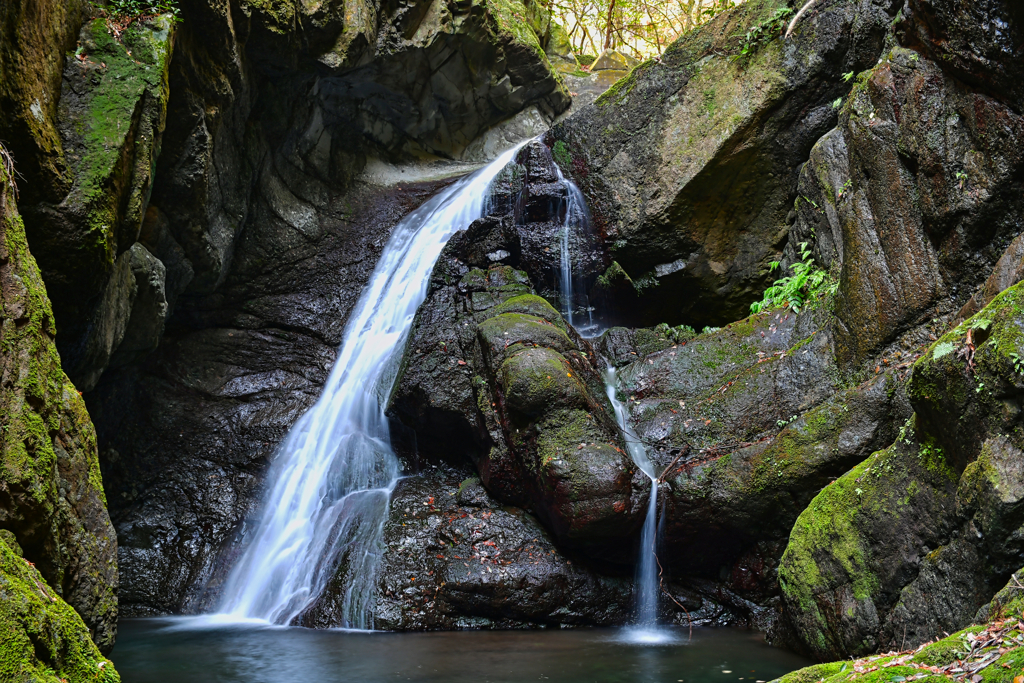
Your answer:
(604, 367), (666, 638)
(551, 162), (598, 336)
(216, 142), (528, 629)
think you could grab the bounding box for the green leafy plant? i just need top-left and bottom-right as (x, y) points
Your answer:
(552, 140), (571, 171)
(654, 323), (697, 344)
(842, 71), (855, 83)
(750, 242), (836, 314)
(633, 272), (660, 293)
(831, 97), (843, 110)
(107, 0), (180, 23)
(735, 7), (793, 59)
(1010, 352), (1024, 377)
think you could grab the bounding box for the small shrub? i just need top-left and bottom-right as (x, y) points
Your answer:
(735, 7), (793, 59)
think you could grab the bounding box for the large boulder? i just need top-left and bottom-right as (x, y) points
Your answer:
(0, 159), (118, 652)
(548, 0), (900, 328)
(779, 282), (1024, 659)
(788, 47), (1024, 369)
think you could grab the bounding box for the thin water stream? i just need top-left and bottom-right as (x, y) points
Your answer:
(549, 157), (665, 636)
(605, 367), (664, 640)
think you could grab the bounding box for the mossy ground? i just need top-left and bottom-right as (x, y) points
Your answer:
(774, 599), (1024, 683)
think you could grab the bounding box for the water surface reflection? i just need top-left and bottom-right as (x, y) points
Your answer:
(114, 619), (811, 683)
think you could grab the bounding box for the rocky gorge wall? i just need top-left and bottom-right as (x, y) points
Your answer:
(3, 0), (1024, 677)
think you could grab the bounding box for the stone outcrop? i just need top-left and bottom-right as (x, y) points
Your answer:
(778, 283), (1024, 660)
(19, 14), (176, 391)
(788, 46), (1024, 369)
(0, 158), (118, 655)
(388, 166), (650, 561)
(548, 0), (900, 329)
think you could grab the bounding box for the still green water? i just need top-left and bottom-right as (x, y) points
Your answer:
(113, 619), (811, 683)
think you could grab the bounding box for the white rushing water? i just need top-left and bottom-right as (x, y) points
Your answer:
(604, 367), (670, 642)
(216, 142), (529, 628)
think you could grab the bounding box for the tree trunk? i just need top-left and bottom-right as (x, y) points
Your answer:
(603, 0), (617, 49)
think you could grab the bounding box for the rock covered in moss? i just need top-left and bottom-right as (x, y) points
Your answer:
(390, 214), (647, 564)
(0, 160), (118, 651)
(548, 0), (899, 329)
(0, 0), (88, 206)
(779, 282), (1024, 660)
(0, 538), (120, 683)
(778, 424), (961, 660)
(19, 15), (176, 391)
(775, 569), (1024, 683)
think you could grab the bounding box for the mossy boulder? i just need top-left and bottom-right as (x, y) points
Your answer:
(549, 0), (900, 329)
(778, 425), (961, 660)
(19, 14), (176, 390)
(0, 159), (118, 651)
(0, 538), (120, 683)
(390, 216), (646, 564)
(775, 569), (1024, 683)
(780, 282), (1024, 659)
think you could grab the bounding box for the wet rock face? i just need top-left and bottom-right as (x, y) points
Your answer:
(790, 47), (1024, 369)
(0, 160), (118, 653)
(311, 469), (637, 629)
(87, 179), (453, 616)
(900, 0), (1024, 109)
(548, 0), (900, 329)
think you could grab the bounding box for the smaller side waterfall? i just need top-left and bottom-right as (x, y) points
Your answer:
(604, 367), (667, 639)
(551, 162), (599, 337)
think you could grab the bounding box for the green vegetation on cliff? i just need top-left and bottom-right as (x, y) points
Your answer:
(0, 539), (119, 683)
(0, 150), (118, 651)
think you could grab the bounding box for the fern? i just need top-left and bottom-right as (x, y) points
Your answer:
(750, 242), (836, 314)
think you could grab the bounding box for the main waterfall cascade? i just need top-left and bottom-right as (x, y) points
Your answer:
(216, 142), (530, 628)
